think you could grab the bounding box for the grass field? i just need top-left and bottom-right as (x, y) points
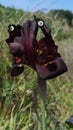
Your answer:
(0, 5), (73, 130)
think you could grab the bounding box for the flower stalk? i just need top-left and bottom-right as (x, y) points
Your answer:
(38, 75), (47, 130)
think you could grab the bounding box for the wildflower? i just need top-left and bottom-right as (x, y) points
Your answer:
(6, 16), (67, 80)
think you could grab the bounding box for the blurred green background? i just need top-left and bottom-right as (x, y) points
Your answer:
(0, 4), (73, 130)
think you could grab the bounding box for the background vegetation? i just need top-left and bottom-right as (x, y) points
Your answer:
(0, 4), (73, 130)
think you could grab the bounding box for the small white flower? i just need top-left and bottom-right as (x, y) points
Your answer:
(10, 25), (14, 31)
(38, 20), (44, 27)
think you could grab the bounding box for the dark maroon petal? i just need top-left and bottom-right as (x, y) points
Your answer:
(22, 20), (38, 68)
(35, 57), (67, 80)
(6, 25), (22, 43)
(11, 65), (24, 77)
(9, 42), (24, 57)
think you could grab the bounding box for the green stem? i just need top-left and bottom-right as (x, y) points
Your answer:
(41, 99), (47, 130)
(37, 75), (47, 130)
